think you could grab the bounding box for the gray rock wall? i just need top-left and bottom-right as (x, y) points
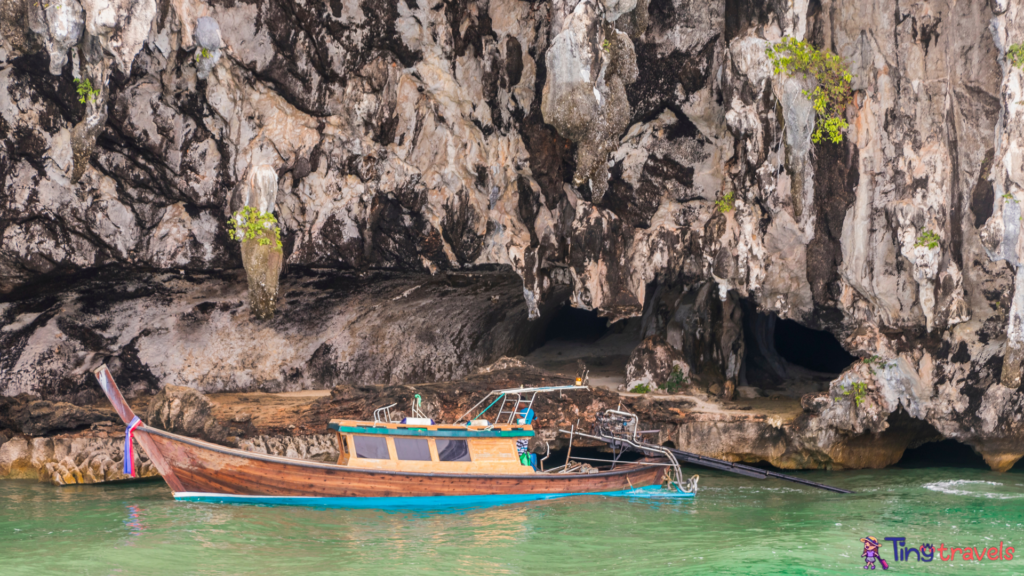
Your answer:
(3, 0), (1024, 468)
(0, 270), (554, 399)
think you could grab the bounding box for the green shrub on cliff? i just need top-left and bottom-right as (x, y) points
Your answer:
(228, 206), (282, 250)
(716, 191), (735, 213)
(914, 229), (940, 250)
(862, 355), (884, 375)
(74, 78), (100, 104)
(766, 38), (853, 144)
(1008, 44), (1024, 69)
(662, 366), (688, 394)
(835, 381), (869, 407)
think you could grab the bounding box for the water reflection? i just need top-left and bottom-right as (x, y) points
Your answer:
(123, 504), (145, 541)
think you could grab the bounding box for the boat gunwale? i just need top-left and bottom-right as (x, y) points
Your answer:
(327, 422), (535, 438)
(141, 426), (663, 480)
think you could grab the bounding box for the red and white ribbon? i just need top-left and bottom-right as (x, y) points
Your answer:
(123, 416), (142, 477)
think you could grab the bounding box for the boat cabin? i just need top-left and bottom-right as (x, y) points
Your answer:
(329, 420), (537, 474)
(328, 385), (590, 475)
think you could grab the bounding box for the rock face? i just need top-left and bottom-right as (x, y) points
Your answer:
(192, 16), (222, 80)
(146, 384), (227, 443)
(235, 165), (284, 319)
(0, 431), (159, 484)
(623, 335), (688, 392)
(0, 394), (111, 435)
(0, 270), (558, 398)
(238, 434), (339, 463)
(3, 0), (1024, 471)
(240, 229), (284, 319)
(541, 0), (640, 202)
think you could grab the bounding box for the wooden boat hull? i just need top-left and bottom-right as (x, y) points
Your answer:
(140, 427), (670, 506)
(92, 364), (682, 508)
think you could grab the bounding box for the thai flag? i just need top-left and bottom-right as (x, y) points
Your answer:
(123, 416), (142, 477)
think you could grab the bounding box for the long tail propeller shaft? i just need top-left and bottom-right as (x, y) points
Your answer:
(581, 413), (853, 494)
(660, 446), (853, 493)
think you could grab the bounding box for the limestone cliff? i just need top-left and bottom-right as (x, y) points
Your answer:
(3, 0), (1024, 471)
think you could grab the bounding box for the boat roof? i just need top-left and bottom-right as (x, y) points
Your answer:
(329, 420), (535, 438)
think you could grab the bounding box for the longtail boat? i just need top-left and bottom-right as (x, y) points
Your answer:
(93, 365), (693, 508)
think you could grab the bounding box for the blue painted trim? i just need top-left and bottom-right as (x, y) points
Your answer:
(329, 423), (534, 438)
(174, 486), (694, 509)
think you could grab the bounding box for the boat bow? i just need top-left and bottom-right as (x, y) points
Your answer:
(92, 364), (186, 491)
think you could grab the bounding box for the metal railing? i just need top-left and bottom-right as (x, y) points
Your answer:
(456, 385), (589, 425)
(372, 403), (397, 426)
(560, 409), (689, 492)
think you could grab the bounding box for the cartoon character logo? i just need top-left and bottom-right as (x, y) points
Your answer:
(861, 537), (889, 570)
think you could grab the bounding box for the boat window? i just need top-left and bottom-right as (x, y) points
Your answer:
(337, 434), (350, 466)
(435, 439), (471, 462)
(353, 435), (391, 459)
(394, 438), (432, 461)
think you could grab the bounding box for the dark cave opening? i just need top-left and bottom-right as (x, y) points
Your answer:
(772, 318), (857, 374)
(741, 302), (857, 392)
(524, 300), (639, 382)
(542, 304), (610, 343)
(896, 440), (990, 469)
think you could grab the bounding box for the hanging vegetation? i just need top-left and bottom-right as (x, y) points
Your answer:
(766, 38), (853, 144)
(73, 78), (100, 104)
(1008, 43), (1024, 69)
(715, 191), (735, 213)
(228, 206), (282, 250)
(914, 229), (941, 250)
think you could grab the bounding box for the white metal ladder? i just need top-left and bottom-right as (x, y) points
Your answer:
(457, 385), (588, 425)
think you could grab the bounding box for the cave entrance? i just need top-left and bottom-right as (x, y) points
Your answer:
(896, 440), (990, 469)
(525, 302), (641, 389)
(773, 318), (857, 374)
(542, 304), (610, 343)
(741, 303), (857, 393)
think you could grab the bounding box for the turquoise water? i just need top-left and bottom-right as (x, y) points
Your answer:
(2, 467), (1023, 575)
